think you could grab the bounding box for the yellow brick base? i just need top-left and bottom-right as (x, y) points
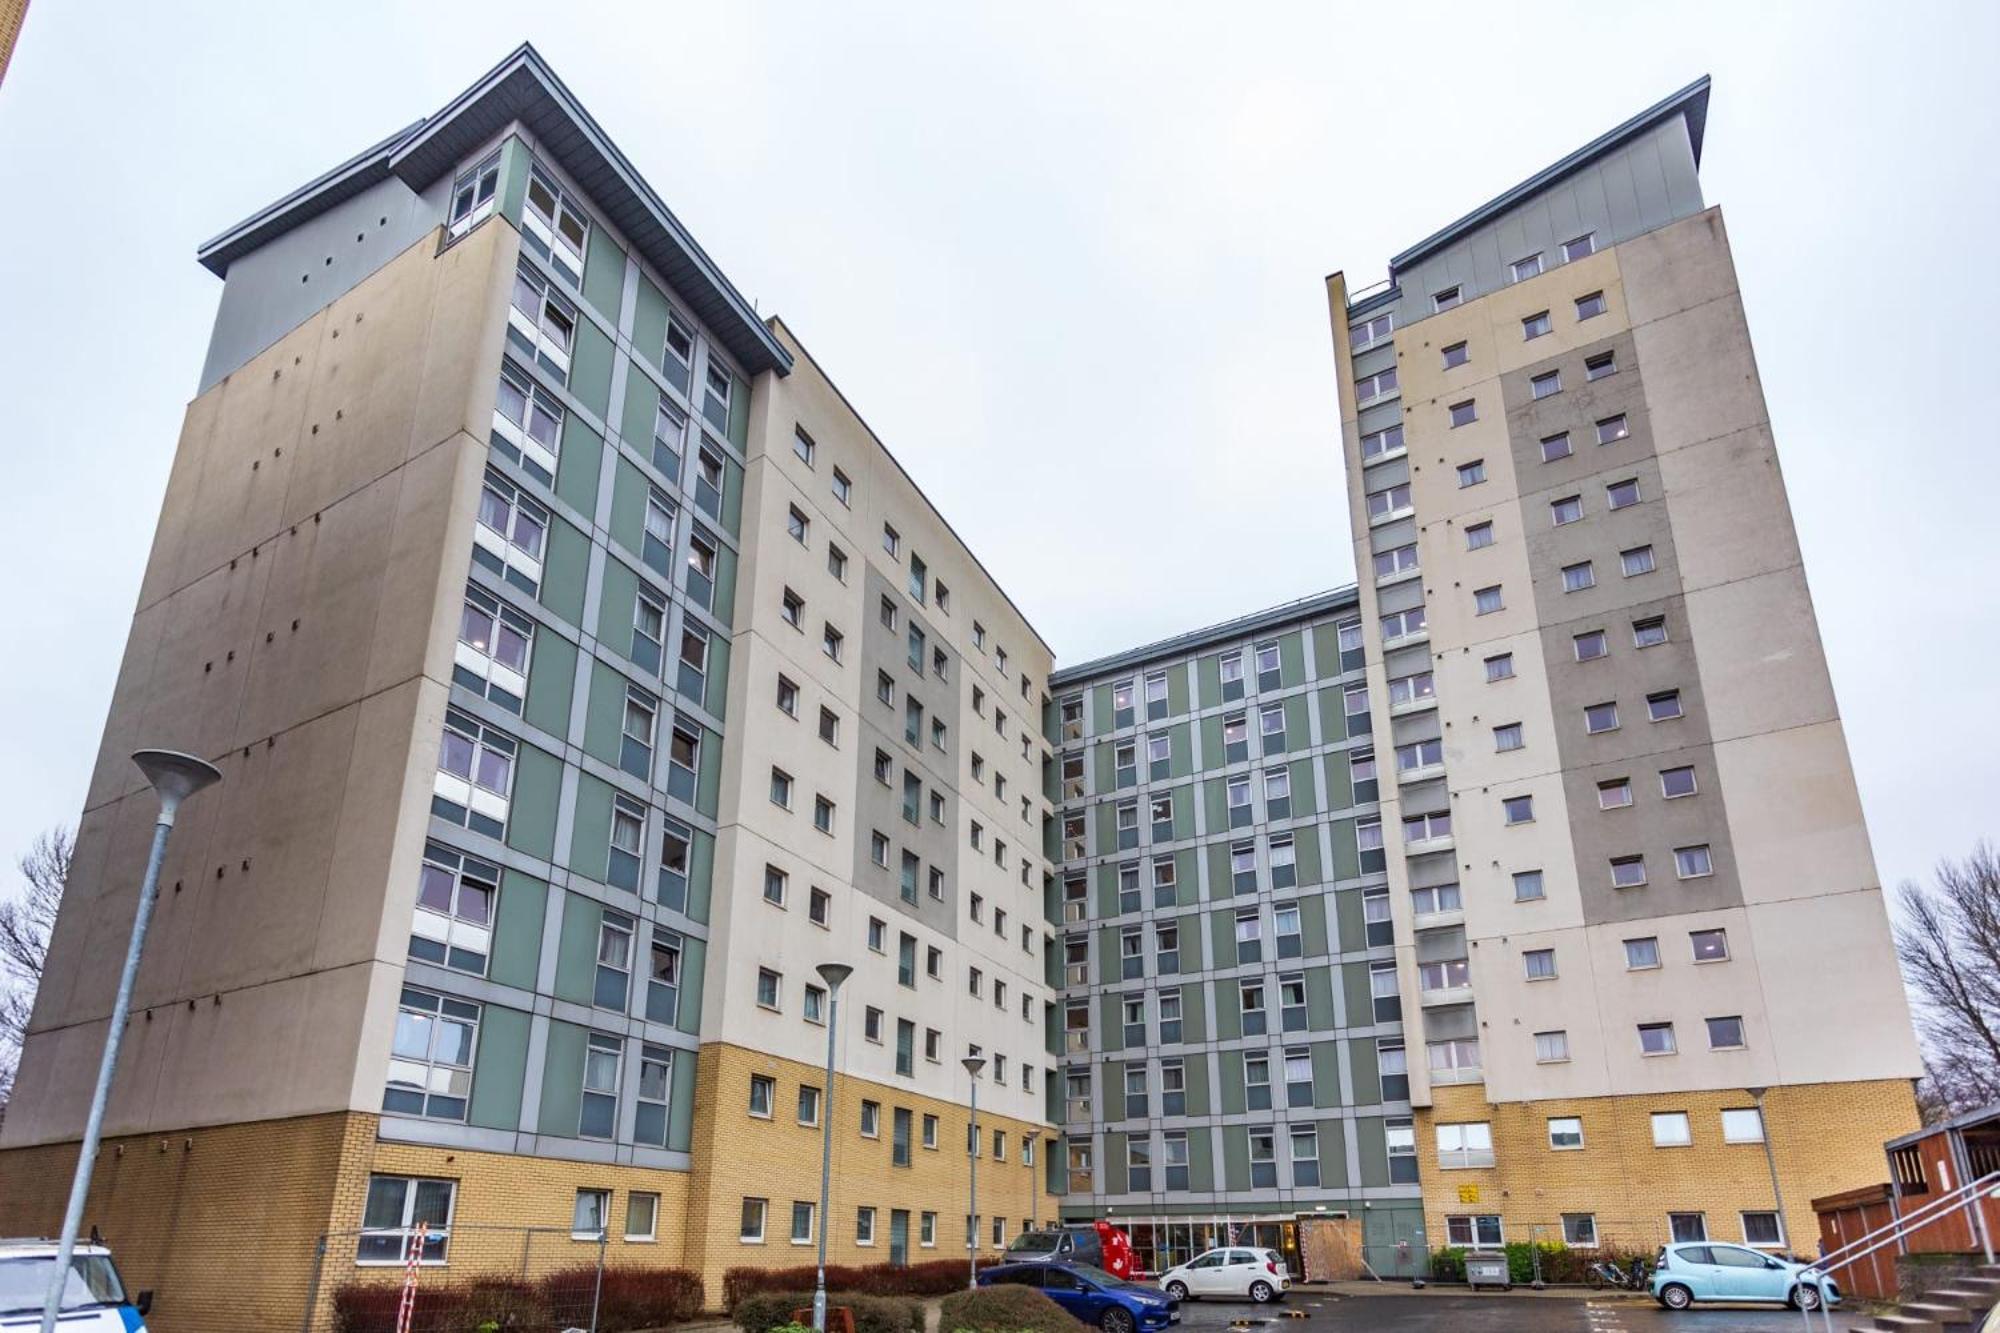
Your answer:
(1414, 1078), (1918, 1256)
(681, 1041), (1055, 1301)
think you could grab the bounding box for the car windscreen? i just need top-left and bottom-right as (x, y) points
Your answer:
(0, 1254), (128, 1316)
(1006, 1234), (1060, 1255)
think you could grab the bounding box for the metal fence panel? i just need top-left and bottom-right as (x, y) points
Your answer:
(301, 1225), (606, 1333)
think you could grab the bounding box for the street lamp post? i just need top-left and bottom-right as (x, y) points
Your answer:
(1747, 1087), (1790, 1253)
(962, 1055), (986, 1291)
(811, 962), (853, 1333)
(41, 750), (221, 1333)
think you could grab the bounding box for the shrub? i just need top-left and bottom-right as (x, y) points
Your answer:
(734, 1290), (923, 1333)
(724, 1259), (990, 1309)
(938, 1285), (1084, 1333)
(535, 1263), (705, 1329)
(332, 1264), (703, 1333)
(1428, 1247), (1466, 1283)
(332, 1281), (474, 1333)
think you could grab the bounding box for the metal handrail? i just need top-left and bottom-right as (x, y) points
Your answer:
(1792, 1169), (2000, 1333)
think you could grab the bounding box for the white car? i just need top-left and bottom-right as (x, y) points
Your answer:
(0, 1240), (151, 1331)
(1158, 1247), (1292, 1303)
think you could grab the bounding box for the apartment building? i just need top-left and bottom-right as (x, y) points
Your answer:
(1046, 593), (1426, 1278)
(0, 46), (1055, 1331)
(1322, 76), (1921, 1256)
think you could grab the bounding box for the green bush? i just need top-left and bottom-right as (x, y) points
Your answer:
(1428, 1247), (1466, 1283)
(734, 1290), (925, 1333)
(939, 1285), (1085, 1333)
(724, 1259), (990, 1308)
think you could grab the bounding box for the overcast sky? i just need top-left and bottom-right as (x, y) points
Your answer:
(0, 1), (1993, 924)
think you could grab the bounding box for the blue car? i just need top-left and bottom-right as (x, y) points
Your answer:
(1649, 1242), (1839, 1312)
(978, 1261), (1179, 1333)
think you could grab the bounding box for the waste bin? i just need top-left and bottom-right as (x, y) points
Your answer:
(1465, 1251), (1512, 1291)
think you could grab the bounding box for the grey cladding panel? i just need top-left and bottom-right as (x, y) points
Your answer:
(199, 174), (443, 391)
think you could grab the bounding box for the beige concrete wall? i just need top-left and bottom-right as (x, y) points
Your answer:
(3, 221), (517, 1147)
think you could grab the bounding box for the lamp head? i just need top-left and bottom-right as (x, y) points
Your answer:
(132, 749), (223, 818)
(961, 1055), (987, 1078)
(816, 962), (854, 992)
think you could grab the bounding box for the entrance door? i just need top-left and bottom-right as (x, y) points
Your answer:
(890, 1209), (910, 1267)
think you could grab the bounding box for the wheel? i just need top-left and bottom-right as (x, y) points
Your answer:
(1790, 1284), (1822, 1312)
(1165, 1282), (1189, 1302)
(1249, 1280), (1275, 1304)
(1584, 1268), (1606, 1291)
(1100, 1307), (1137, 1333)
(1658, 1283), (1693, 1311)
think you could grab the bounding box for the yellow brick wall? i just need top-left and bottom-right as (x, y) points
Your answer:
(1414, 1078), (1918, 1255)
(681, 1041), (1056, 1299)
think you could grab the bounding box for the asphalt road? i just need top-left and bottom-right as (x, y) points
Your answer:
(1167, 1287), (1822, 1332)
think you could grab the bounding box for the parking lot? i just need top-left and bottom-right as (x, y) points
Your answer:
(1167, 1286), (1824, 1332)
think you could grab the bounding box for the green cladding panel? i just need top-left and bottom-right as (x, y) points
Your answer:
(1090, 684), (1112, 734)
(621, 356), (660, 452)
(712, 544), (739, 624)
(726, 372), (750, 451)
(1296, 829), (1324, 887)
(595, 557), (640, 653)
(1335, 889), (1365, 953)
(1204, 842), (1230, 900)
(1311, 1042), (1343, 1109)
(582, 660), (629, 770)
(1197, 655), (1221, 709)
(523, 631), (577, 739)
(554, 412), (604, 517)
(1311, 623), (1342, 677)
(489, 869), (548, 991)
(704, 635), (732, 722)
(1172, 851), (1198, 909)
(1318, 687), (1347, 745)
(1278, 631), (1306, 688)
(1221, 1126), (1250, 1193)
(686, 829), (716, 924)
(1211, 977), (1241, 1041)
(1330, 819), (1360, 881)
(1178, 913), (1203, 970)
(1099, 992), (1123, 1053)
(1280, 695), (1310, 754)
(468, 1003), (531, 1130)
(538, 1020), (587, 1138)
(570, 321), (615, 419)
(1299, 894), (1329, 957)
(581, 232), (626, 324)
(1166, 668), (1190, 718)
(1181, 980), (1207, 1043)
(1306, 967), (1336, 1029)
(1169, 722), (1194, 779)
(1093, 741), (1113, 791)
(1187, 1126), (1215, 1192)
(1288, 758), (1318, 817)
(504, 744), (562, 861)
(1199, 715), (1223, 772)
(1354, 1117), (1390, 1188)
(553, 890), (603, 1007)
(1104, 1132), (1129, 1196)
(668, 1046), (696, 1151)
(1183, 1054), (1210, 1115)
(1169, 785), (1194, 840)
(1208, 910), (1233, 967)
(1095, 805), (1117, 860)
(1202, 779), (1226, 834)
(1341, 962), (1373, 1029)
(632, 278), (668, 367)
(1096, 864), (1119, 920)
(1346, 1037), (1380, 1105)
(676, 935), (707, 1033)
(496, 138), (533, 225)
(569, 771), (614, 881)
(609, 456), (649, 558)
(695, 721), (724, 817)
(1315, 1119), (1350, 1188)
(1102, 1060), (1126, 1122)
(1323, 752), (1354, 813)
(540, 516), (590, 627)
(1219, 1051), (1246, 1115)
(721, 456), (745, 537)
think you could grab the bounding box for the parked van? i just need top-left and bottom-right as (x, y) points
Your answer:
(0, 1241), (150, 1331)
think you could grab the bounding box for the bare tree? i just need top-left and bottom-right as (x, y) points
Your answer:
(1896, 842), (2000, 1120)
(0, 826), (72, 1100)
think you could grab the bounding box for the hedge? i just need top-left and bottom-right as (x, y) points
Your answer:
(938, 1285), (1084, 1333)
(330, 1264), (703, 1332)
(1427, 1242), (1658, 1286)
(734, 1290), (924, 1333)
(723, 1259), (995, 1310)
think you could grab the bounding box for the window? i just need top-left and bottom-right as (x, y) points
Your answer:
(1485, 653), (1515, 682)
(860, 1100), (881, 1137)
(1624, 937), (1661, 969)
(410, 843), (497, 977)
(819, 707), (841, 748)
(1432, 286), (1462, 311)
(1669, 1214), (1708, 1243)
(1651, 1111), (1692, 1146)
(791, 1201), (816, 1246)
(769, 769), (793, 810)
(1691, 928), (1729, 962)
(1446, 1215), (1503, 1248)
(1403, 811), (1451, 844)
(1350, 311), (1394, 351)
(626, 1191), (660, 1241)
(1586, 350), (1618, 381)
(781, 588), (804, 629)
(787, 504), (810, 546)
(1540, 431), (1574, 462)
(1388, 671), (1433, 708)
(1574, 629), (1608, 661)
(774, 675), (800, 719)
(1460, 520), (1495, 552)
(1382, 606), (1426, 640)
(1418, 958), (1470, 993)
(1360, 423), (1405, 458)
(571, 1188), (609, 1240)
(1598, 778), (1633, 810)
(1584, 701), (1620, 733)
(1411, 881), (1460, 916)
(1563, 233), (1597, 262)
(1436, 1122), (1495, 1169)
(867, 917), (885, 952)
(1595, 414), (1630, 445)
(1355, 367), (1399, 401)
(804, 983), (827, 1024)
(1611, 855), (1648, 888)
(1474, 585), (1504, 615)
(1575, 290), (1608, 320)
(869, 830), (889, 868)
(1639, 1024), (1679, 1057)
(1550, 494), (1583, 526)
(1549, 1116), (1584, 1149)
(1366, 481), (1411, 517)
(1621, 545), (1657, 577)
(1513, 870), (1545, 902)
(593, 911), (635, 1010)
(1449, 400), (1478, 428)
(822, 623), (845, 661)
(1523, 948), (1557, 980)
(1536, 1030), (1571, 1063)
(1373, 542), (1419, 579)
(1511, 251), (1544, 282)
(1562, 1214), (1597, 1247)
(909, 553), (928, 603)
(434, 706), (516, 838)
(882, 524), (900, 558)
(1707, 1015), (1746, 1049)
(1441, 341), (1469, 369)
(1493, 722), (1523, 752)
(1523, 309), (1552, 339)
(447, 152), (501, 237)
(1633, 616), (1669, 648)
(756, 968), (782, 1010)
(1397, 738), (1443, 773)
(1562, 560), (1596, 592)
(385, 988), (478, 1121)
(1722, 1108), (1765, 1143)
(358, 1175), (455, 1263)
(455, 585), (532, 713)
(632, 586), (666, 674)
(686, 526), (720, 610)
(1531, 369), (1562, 400)
(1502, 794), (1535, 825)
(1741, 1212), (1785, 1248)
(580, 1033), (622, 1139)
(1648, 689), (1684, 722)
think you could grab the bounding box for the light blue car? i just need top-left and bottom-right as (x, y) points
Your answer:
(1649, 1241), (1839, 1312)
